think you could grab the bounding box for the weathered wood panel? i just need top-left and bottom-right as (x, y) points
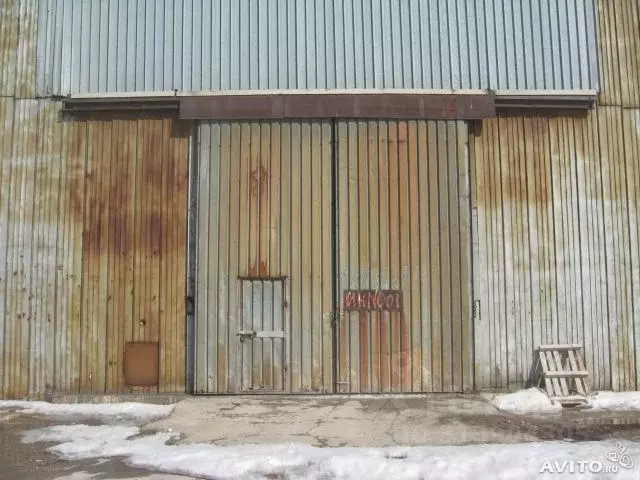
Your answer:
(0, 101), (189, 399)
(195, 121), (333, 393)
(472, 110), (640, 391)
(336, 120), (472, 393)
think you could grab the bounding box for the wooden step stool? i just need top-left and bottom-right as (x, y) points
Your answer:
(534, 344), (590, 407)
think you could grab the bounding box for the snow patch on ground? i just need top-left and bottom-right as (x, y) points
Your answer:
(589, 392), (640, 412)
(491, 388), (563, 414)
(491, 388), (640, 415)
(0, 401), (174, 424)
(21, 424), (640, 480)
(52, 472), (192, 480)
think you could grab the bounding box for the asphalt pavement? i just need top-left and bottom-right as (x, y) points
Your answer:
(0, 410), (194, 480)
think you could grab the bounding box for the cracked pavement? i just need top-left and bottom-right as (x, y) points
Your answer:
(144, 394), (547, 447)
(145, 395), (640, 448)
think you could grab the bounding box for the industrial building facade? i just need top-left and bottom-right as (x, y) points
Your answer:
(0, 0), (639, 398)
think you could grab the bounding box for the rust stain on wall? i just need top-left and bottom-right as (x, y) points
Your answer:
(0, 0), (19, 97)
(14, 0), (37, 98)
(0, 0), (37, 98)
(248, 260), (269, 277)
(480, 117), (552, 209)
(77, 119), (187, 259)
(473, 108), (640, 392)
(0, 102), (189, 398)
(598, 0), (640, 108)
(502, 119), (526, 205)
(250, 162), (269, 198)
(335, 120), (469, 394)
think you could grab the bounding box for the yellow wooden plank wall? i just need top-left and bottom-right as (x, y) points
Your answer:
(472, 110), (640, 391)
(0, 100), (188, 398)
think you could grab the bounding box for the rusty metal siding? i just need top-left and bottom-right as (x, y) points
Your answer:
(471, 112), (640, 392)
(34, 0), (599, 96)
(77, 118), (189, 394)
(335, 120), (472, 393)
(195, 121), (333, 393)
(598, 0), (640, 107)
(0, 0), (38, 98)
(0, 97), (14, 396)
(0, 1), (19, 97)
(0, 99), (57, 398)
(0, 100), (189, 398)
(624, 108), (640, 391)
(471, 0), (640, 393)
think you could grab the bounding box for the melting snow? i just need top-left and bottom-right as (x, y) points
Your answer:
(491, 388), (640, 415)
(19, 424), (640, 480)
(0, 400), (173, 424)
(5, 394), (640, 479)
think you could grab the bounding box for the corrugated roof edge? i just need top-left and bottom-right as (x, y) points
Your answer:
(67, 89), (597, 100)
(68, 89), (490, 99)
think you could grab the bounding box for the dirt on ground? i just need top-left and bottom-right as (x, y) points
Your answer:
(0, 411), (195, 480)
(443, 411), (640, 444)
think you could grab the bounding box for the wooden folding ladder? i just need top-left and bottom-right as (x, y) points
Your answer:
(535, 344), (590, 406)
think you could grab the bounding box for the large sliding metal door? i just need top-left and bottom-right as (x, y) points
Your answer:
(194, 121), (333, 394)
(335, 120), (473, 393)
(194, 119), (472, 394)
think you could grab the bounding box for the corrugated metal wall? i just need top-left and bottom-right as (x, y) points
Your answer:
(0, 0), (38, 98)
(0, 99), (189, 398)
(472, 111), (640, 392)
(471, 0), (640, 393)
(598, 0), (640, 107)
(2, 0), (639, 397)
(336, 120), (472, 393)
(33, 0), (599, 95)
(195, 121), (333, 393)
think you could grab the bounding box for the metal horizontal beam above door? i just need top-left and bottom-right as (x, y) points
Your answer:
(179, 93), (496, 120)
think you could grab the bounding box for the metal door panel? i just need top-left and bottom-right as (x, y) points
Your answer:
(239, 278), (286, 392)
(335, 120), (473, 393)
(194, 121), (333, 393)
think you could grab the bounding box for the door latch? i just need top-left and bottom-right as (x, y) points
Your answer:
(185, 296), (194, 314)
(330, 311), (343, 328)
(237, 330), (257, 341)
